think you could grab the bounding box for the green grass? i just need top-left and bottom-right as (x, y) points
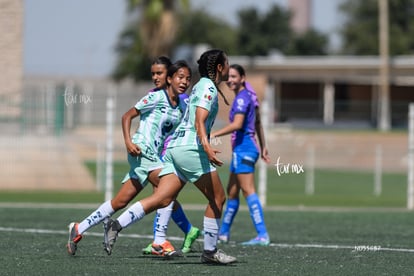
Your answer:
(1, 206), (414, 275)
(0, 155), (410, 275)
(269, 169), (406, 207)
(0, 161), (407, 208)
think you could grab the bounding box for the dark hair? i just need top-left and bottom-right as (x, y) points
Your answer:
(152, 56), (172, 68)
(166, 60), (192, 86)
(197, 49), (229, 105)
(230, 64), (245, 77)
(197, 49), (227, 82)
(230, 64), (246, 87)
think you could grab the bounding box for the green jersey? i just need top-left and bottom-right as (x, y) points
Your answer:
(131, 89), (183, 157)
(168, 77), (218, 148)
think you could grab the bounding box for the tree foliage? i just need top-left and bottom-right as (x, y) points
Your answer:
(286, 29), (329, 56)
(111, 23), (149, 81)
(237, 6), (292, 56)
(339, 0), (414, 55)
(112, 0), (189, 81)
(175, 10), (238, 55)
(236, 5), (328, 56)
(112, 1), (329, 82)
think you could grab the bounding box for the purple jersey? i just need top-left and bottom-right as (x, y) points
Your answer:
(230, 88), (258, 152)
(245, 82), (259, 108)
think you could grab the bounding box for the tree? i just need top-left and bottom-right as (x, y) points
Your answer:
(339, 0), (414, 55)
(236, 4), (328, 56)
(111, 22), (148, 81)
(112, 0), (189, 81)
(112, 2), (330, 81)
(286, 29), (329, 56)
(175, 10), (238, 55)
(237, 5), (293, 56)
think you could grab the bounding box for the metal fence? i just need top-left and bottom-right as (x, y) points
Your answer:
(0, 78), (409, 200)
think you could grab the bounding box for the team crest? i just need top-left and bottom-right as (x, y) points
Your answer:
(237, 98), (244, 110)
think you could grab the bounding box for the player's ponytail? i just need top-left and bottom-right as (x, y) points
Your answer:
(197, 49), (230, 105)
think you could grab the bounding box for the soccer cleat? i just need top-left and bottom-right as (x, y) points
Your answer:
(200, 249), (237, 265)
(103, 218), (122, 255)
(181, 226), (201, 253)
(240, 236), (270, 246)
(151, 240), (175, 256)
(142, 243), (153, 255)
(218, 234), (229, 244)
(66, 222), (83, 255)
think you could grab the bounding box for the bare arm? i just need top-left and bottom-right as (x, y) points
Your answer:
(121, 107), (141, 156)
(255, 106), (271, 163)
(211, 114), (244, 138)
(195, 107), (223, 166)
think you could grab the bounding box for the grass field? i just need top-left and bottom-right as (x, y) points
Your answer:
(0, 161), (407, 208)
(1, 205), (414, 275)
(0, 161), (412, 275)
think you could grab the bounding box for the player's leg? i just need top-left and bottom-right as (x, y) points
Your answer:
(194, 171), (237, 264)
(67, 177), (142, 255)
(150, 201), (176, 255)
(238, 172), (270, 246)
(143, 199), (201, 255)
(104, 171), (185, 255)
(172, 200), (201, 253)
(218, 173), (240, 243)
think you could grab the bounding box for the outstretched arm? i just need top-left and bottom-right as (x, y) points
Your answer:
(211, 114), (244, 138)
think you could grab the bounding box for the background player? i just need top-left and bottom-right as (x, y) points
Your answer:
(211, 64), (271, 246)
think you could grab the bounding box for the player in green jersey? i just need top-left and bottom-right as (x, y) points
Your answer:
(103, 49), (237, 265)
(66, 60), (192, 256)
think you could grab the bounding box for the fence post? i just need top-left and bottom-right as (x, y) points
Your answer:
(105, 88), (115, 201)
(54, 83), (66, 136)
(305, 145), (315, 195)
(407, 103), (414, 209)
(258, 81), (274, 207)
(258, 99), (269, 207)
(374, 144), (382, 196)
(96, 143), (104, 192)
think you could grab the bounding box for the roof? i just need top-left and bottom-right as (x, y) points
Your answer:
(229, 55), (414, 85)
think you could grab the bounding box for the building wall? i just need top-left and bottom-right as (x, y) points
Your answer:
(288, 0), (311, 34)
(0, 0), (23, 117)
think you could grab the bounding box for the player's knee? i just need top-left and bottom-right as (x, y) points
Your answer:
(111, 199), (128, 210)
(157, 197), (174, 208)
(215, 193), (226, 211)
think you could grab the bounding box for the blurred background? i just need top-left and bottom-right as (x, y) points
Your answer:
(0, 0), (413, 208)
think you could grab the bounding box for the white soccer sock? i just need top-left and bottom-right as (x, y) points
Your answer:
(117, 201), (146, 228)
(203, 216), (220, 252)
(78, 200), (114, 234)
(153, 201), (174, 245)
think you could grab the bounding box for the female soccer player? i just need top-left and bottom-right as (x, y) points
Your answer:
(143, 57), (201, 255)
(211, 64), (271, 246)
(103, 49), (237, 264)
(66, 59), (194, 256)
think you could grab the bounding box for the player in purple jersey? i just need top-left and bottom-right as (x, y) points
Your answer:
(212, 64), (271, 246)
